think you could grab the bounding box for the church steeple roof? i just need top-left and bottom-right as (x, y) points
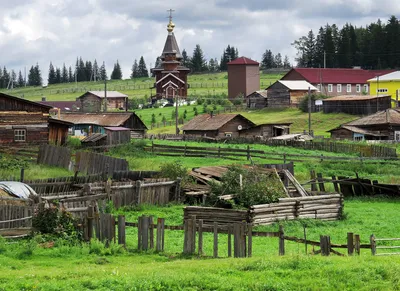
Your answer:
(161, 9), (182, 60)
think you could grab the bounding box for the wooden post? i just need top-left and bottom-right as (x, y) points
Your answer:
(87, 205), (95, 241)
(279, 225), (285, 256)
(303, 225), (307, 255)
(283, 153), (287, 164)
(218, 146), (221, 158)
(247, 145), (250, 161)
(247, 223), (253, 258)
(228, 224), (232, 258)
(370, 234), (376, 255)
(142, 216), (149, 250)
(320, 235), (331, 256)
(138, 216), (142, 250)
(191, 215), (196, 254)
(355, 234), (360, 255)
(198, 219), (203, 256)
(156, 218), (165, 252)
(174, 178), (182, 202)
(183, 219), (188, 254)
(310, 170), (317, 192)
(136, 180), (142, 204)
(20, 168), (25, 183)
(149, 216), (154, 249)
(332, 176), (339, 193)
(118, 215), (126, 246)
(347, 232), (354, 256)
(213, 221), (218, 258)
(317, 173), (326, 192)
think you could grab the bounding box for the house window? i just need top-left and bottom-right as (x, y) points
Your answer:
(14, 129), (26, 142)
(377, 88), (388, 93)
(328, 84), (333, 93)
(395, 131), (400, 141)
(225, 132), (232, 137)
(337, 84), (342, 93)
(363, 84), (369, 94)
(353, 133), (364, 141)
(356, 84), (361, 93)
(317, 84), (321, 92)
(347, 84), (352, 93)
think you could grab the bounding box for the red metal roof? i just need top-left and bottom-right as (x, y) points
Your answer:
(284, 68), (395, 84)
(227, 57), (259, 66)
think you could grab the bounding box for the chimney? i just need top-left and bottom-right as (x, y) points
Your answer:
(42, 96), (46, 102)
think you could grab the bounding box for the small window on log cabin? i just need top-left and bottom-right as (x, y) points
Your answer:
(14, 129), (26, 142)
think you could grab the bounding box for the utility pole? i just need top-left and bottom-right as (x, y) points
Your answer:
(75, 65), (78, 88)
(175, 89), (179, 134)
(308, 87), (312, 136)
(104, 77), (107, 112)
(324, 51), (326, 69)
(376, 75), (379, 112)
(24, 66), (26, 87)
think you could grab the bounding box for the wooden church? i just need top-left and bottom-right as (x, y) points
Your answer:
(151, 12), (190, 102)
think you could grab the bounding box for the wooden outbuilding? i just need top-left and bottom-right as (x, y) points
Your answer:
(265, 80), (318, 107)
(104, 127), (131, 145)
(182, 113), (255, 138)
(328, 108), (400, 141)
(246, 90), (268, 109)
(76, 91), (128, 112)
(239, 123), (292, 138)
(0, 93), (52, 145)
(48, 118), (74, 145)
(323, 95), (391, 115)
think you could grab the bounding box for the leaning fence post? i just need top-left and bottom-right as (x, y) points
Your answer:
(370, 234), (376, 255)
(347, 232), (354, 256)
(118, 215), (126, 246)
(279, 225), (285, 256)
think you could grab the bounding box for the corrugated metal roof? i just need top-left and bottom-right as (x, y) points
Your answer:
(278, 80), (318, 91)
(323, 95), (390, 101)
(81, 133), (107, 143)
(368, 71), (400, 82)
(86, 91), (128, 98)
(345, 109), (400, 126)
(283, 68), (395, 84)
(228, 57), (259, 66)
(182, 114), (255, 131)
(55, 113), (133, 126)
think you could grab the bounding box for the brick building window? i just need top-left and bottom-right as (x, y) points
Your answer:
(14, 129), (26, 142)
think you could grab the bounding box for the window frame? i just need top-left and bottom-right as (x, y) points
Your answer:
(337, 84), (342, 93)
(356, 84), (361, 93)
(14, 129), (26, 142)
(328, 84), (333, 93)
(347, 84), (352, 93)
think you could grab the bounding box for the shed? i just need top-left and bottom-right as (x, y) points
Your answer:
(265, 80), (318, 107)
(239, 123), (292, 138)
(228, 57), (260, 102)
(246, 90), (268, 109)
(104, 127), (131, 145)
(76, 91), (128, 112)
(182, 113), (255, 138)
(323, 95), (391, 115)
(48, 118), (74, 145)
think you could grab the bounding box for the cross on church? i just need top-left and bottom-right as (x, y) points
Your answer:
(167, 9), (175, 22)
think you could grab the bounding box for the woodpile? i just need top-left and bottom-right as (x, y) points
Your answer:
(184, 206), (248, 227)
(249, 194), (343, 225)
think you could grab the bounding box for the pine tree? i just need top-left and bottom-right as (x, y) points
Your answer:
(181, 49), (190, 68)
(0, 68), (3, 89)
(2, 67), (10, 88)
(190, 44), (206, 73)
(99, 62), (107, 81)
(111, 60), (123, 80)
(48, 62), (56, 85)
(283, 55), (291, 68)
(154, 57), (162, 68)
(208, 58), (216, 72)
(138, 57), (148, 77)
(261, 49), (275, 69)
(17, 70), (25, 87)
(274, 53), (283, 68)
(305, 30), (316, 67)
(68, 66), (74, 83)
(131, 59), (139, 78)
(28, 66), (35, 86)
(86, 61), (93, 81)
(55, 67), (61, 84)
(61, 64), (68, 83)
(93, 59), (99, 81)
(34, 63), (42, 86)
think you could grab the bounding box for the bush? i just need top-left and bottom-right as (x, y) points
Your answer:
(158, 161), (191, 186)
(299, 93), (328, 113)
(209, 165), (286, 208)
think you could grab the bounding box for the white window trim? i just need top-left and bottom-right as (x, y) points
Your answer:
(356, 84), (361, 93)
(328, 84), (333, 93)
(337, 84), (342, 93)
(14, 129), (26, 142)
(347, 84), (352, 93)
(363, 84), (369, 93)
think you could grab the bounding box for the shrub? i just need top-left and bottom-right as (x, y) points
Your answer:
(299, 93), (328, 113)
(158, 161), (191, 186)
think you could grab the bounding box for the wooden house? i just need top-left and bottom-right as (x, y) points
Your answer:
(53, 112), (147, 137)
(281, 68), (395, 96)
(265, 80), (318, 107)
(182, 113), (255, 138)
(323, 95), (391, 115)
(239, 123), (292, 138)
(76, 91), (128, 112)
(228, 57), (260, 101)
(0, 93), (52, 145)
(328, 109), (400, 141)
(48, 118), (74, 145)
(246, 90), (268, 109)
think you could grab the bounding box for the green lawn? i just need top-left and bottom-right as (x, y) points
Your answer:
(1, 199), (400, 290)
(0, 72), (284, 102)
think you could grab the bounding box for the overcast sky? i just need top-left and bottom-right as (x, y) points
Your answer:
(0, 0), (399, 84)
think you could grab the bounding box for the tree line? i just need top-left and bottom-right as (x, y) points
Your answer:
(292, 15), (400, 69)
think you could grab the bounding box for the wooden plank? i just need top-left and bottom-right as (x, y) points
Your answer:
(283, 170), (308, 197)
(213, 221), (218, 258)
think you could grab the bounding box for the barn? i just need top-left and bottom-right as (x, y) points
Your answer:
(328, 108), (400, 141)
(182, 113), (255, 138)
(246, 90), (268, 109)
(323, 95), (391, 115)
(81, 127), (131, 147)
(265, 80), (318, 107)
(76, 91), (128, 112)
(0, 93), (52, 145)
(239, 123), (292, 139)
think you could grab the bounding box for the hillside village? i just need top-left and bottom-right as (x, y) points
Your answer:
(0, 7), (400, 290)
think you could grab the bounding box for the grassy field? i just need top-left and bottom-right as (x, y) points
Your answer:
(0, 198), (400, 290)
(0, 72), (284, 101)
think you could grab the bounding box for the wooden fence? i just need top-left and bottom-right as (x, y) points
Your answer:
(184, 194), (343, 227)
(147, 142), (398, 163)
(0, 197), (34, 238)
(75, 151), (129, 175)
(37, 144), (71, 169)
(370, 235), (400, 256)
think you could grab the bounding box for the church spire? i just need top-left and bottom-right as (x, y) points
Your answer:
(167, 9), (175, 34)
